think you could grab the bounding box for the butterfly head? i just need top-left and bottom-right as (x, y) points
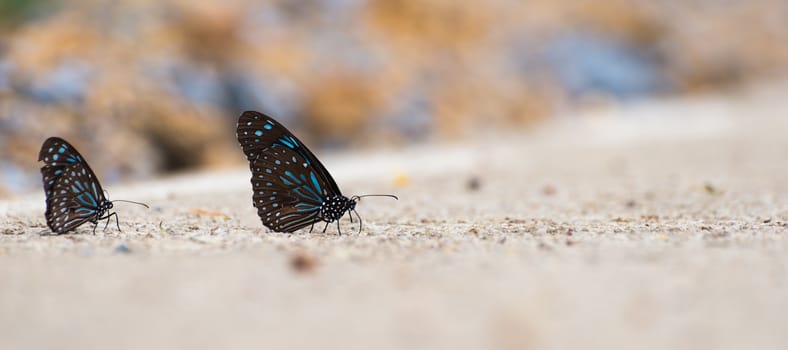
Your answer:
(101, 200), (114, 211)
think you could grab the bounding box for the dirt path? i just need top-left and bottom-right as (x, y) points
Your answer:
(1, 90), (787, 350)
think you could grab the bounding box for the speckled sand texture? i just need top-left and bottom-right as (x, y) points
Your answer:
(1, 91), (787, 350)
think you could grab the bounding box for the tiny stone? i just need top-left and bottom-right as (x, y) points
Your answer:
(291, 251), (317, 274)
(466, 176), (481, 191)
(541, 185), (557, 196)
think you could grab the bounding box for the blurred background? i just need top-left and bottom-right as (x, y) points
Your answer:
(1, 0), (787, 196)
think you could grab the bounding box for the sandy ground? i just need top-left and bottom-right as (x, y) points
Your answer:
(1, 88), (787, 350)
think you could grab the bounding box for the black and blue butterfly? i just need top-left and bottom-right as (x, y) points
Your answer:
(38, 137), (147, 234)
(236, 111), (396, 234)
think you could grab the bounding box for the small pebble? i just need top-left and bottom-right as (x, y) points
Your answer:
(541, 185), (557, 196)
(114, 244), (131, 254)
(704, 183), (719, 195)
(291, 251), (317, 274)
(466, 176), (481, 191)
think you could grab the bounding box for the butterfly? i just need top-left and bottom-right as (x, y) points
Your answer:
(38, 137), (148, 234)
(236, 111), (397, 234)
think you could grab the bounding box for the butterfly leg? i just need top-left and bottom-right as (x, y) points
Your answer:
(352, 209), (363, 234)
(97, 212), (121, 233)
(310, 221), (315, 233)
(336, 220), (342, 236)
(322, 221), (330, 233)
(110, 212), (121, 232)
(102, 214), (112, 231)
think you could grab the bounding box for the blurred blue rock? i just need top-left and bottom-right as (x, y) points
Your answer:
(388, 87), (434, 141)
(0, 59), (11, 93)
(545, 33), (669, 100)
(113, 244), (131, 254)
(0, 163), (36, 194)
(26, 58), (94, 104)
(222, 71), (299, 119)
(168, 61), (225, 108)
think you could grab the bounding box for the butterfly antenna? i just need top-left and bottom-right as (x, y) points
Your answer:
(351, 194), (398, 201)
(112, 199), (150, 208)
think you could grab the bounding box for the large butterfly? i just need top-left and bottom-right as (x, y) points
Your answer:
(38, 137), (146, 234)
(236, 111), (396, 234)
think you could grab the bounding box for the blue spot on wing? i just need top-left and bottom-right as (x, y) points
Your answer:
(255, 130), (263, 137)
(310, 172), (322, 194)
(293, 188), (321, 202)
(75, 208), (95, 215)
(76, 193), (97, 207)
(301, 184), (322, 201)
(295, 203), (320, 212)
(279, 138), (294, 148)
(284, 171), (302, 184)
(92, 182), (100, 200)
(264, 124), (273, 130)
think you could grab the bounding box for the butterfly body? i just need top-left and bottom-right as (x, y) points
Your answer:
(39, 137), (120, 234)
(320, 195), (356, 223)
(237, 111), (394, 233)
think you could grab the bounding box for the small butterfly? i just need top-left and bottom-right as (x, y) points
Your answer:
(38, 137), (148, 234)
(236, 111), (397, 234)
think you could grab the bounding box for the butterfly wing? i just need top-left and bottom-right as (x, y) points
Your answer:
(237, 111), (342, 195)
(237, 111), (342, 232)
(39, 137), (90, 197)
(249, 145), (326, 232)
(39, 137), (107, 234)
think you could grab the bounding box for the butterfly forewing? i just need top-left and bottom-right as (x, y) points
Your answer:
(237, 111), (341, 195)
(39, 137), (91, 197)
(237, 111), (345, 232)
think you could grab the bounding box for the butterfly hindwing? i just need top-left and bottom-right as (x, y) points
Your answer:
(46, 163), (106, 233)
(250, 145), (327, 232)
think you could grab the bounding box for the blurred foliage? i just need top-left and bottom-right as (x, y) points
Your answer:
(1, 0), (787, 195)
(0, 0), (54, 28)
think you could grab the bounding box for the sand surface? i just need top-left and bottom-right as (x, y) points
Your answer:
(1, 89), (787, 350)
